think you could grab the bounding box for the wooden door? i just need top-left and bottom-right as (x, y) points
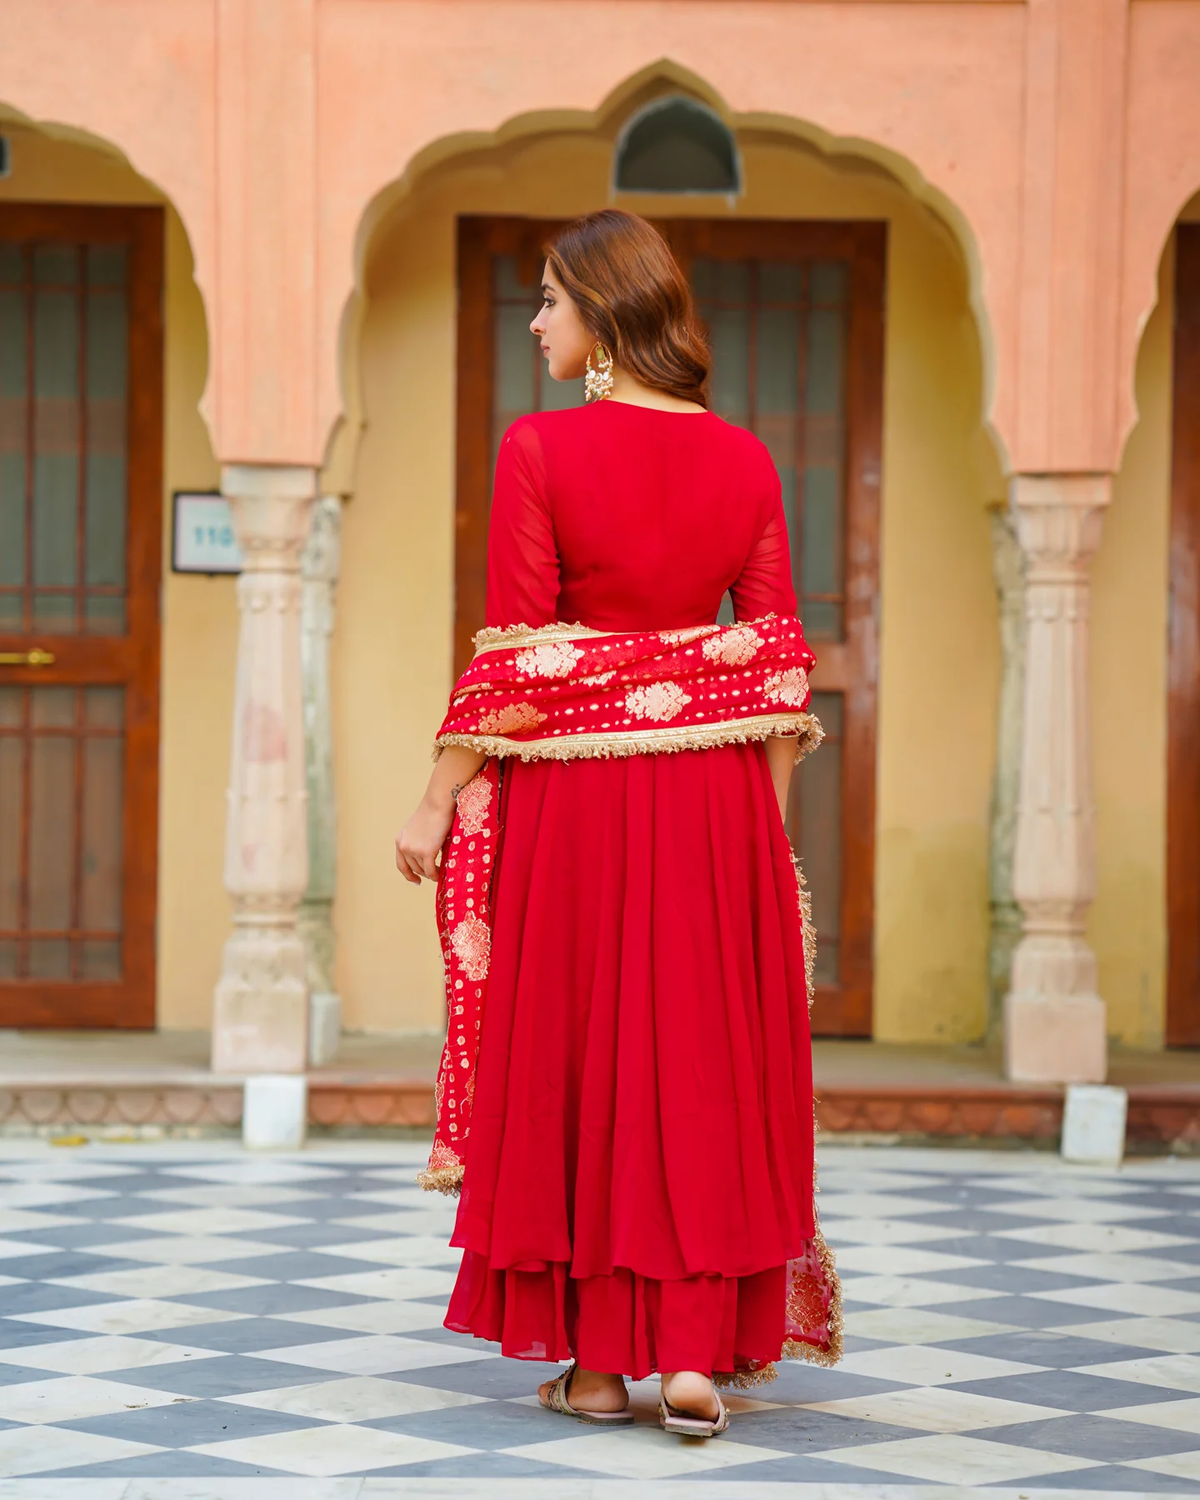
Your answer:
(1168, 223), (1200, 1047)
(456, 216), (884, 1036)
(0, 205), (163, 1028)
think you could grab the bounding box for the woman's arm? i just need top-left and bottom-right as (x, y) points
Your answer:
(395, 745), (487, 885)
(397, 421), (557, 888)
(764, 734), (797, 821)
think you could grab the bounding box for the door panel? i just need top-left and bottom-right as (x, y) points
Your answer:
(0, 205), (162, 1027)
(1168, 224), (1200, 1047)
(456, 216), (884, 1036)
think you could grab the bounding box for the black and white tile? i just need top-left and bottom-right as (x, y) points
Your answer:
(2, 1142), (1200, 1496)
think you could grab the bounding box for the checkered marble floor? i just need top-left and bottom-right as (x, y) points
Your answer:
(3, 1143), (1200, 1497)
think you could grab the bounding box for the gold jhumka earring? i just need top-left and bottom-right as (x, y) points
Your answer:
(585, 342), (615, 403)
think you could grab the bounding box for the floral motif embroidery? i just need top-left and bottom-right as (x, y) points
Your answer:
(455, 776), (492, 835)
(764, 667), (810, 708)
(578, 670), (616, 687)
(477, 702), (546, 735)
(703, 626), (764, 666)
(514, 642), (583, 678)
(659, 626), (711, 647)
(449, 912), (491, 981)
(625, 681), (692, 722)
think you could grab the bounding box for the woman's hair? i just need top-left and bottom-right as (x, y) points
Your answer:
(544, 209), (711, 407)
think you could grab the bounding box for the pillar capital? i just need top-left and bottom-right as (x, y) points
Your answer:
(222, 464), (317, 574)
(1010, 474), (1110, 577)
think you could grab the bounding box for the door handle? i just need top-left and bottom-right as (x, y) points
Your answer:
(0, 648), (56, 667)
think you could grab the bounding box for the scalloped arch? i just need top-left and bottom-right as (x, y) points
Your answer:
(326, 58), (1005, 483)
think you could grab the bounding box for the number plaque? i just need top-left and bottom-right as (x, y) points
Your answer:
(171, 492), (244, 574)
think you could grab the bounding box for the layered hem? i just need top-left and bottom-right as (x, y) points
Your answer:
(446, 1250), (791, 1382)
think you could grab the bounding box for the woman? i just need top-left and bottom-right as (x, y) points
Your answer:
(396, 209), (839, 1437)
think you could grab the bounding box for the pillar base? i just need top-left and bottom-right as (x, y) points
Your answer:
(212, 926), (309, 1075)
(1003, 992), (1107, 1084)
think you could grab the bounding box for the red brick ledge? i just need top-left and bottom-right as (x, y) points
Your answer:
(1, 1078), (1198, 1146)
(815, 1086), (1064, 1140)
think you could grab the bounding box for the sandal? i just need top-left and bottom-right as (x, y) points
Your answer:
(659, 1381), (730, 1438)
(539, 1365), (634, 1426)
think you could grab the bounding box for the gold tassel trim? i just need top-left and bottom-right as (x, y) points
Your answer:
(792, 851), (817, 1016)
(435, 714), (824, 765)
(714, 1364), (779, 1390)
(416, 1164), (464, 1195)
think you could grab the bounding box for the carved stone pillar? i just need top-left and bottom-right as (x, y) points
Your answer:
(986, 502), (1027, 1044)
(1004, 474), (1110, 1083)
(211, 465), (316, 1075)
(297, 495), (342, 1066)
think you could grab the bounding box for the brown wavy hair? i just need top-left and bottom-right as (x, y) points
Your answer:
(545, 210), (711, 408)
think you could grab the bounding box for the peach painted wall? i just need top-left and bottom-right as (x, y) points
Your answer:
(340, 127), (1003, 1040)
(0, 126), (233, 1031)
(1, 1), (1196, 477)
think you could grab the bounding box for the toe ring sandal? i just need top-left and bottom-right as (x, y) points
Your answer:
(539, 1366), (634, 1426)
(659, 1388), (730, 1437)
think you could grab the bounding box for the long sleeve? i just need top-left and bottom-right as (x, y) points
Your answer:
(485, 418), (560, 629)
(730, 479), (797, 621)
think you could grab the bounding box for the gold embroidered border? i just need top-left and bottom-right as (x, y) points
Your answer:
(468, 613), (787, 656)
(435, 713), (824, 764)
(783, 1229), (845, 1368)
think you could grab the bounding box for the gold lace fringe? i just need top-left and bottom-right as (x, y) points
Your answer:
(416, 1164), (464, 1195)
(714, 1364), (781, 1389)
(791, 851), (817, 1015)
(435, 713), (824, 765)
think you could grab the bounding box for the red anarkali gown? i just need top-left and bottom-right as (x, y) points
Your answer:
(445, 400), (816, 1378)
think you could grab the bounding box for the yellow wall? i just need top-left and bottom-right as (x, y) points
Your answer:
(347, 127), (1003, 1038)
(0, 125), (231, 1031)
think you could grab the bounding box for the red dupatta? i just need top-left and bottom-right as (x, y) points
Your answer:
(419, 613), (843, 1379)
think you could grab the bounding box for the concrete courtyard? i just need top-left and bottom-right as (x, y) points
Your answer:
(1, 1142), (1200, 1496)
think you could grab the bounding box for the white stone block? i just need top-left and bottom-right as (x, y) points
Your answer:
(243, 1075), (308, 1151)
(309, 991), (341, 1066)
(1061, 1084), (1127, 1166)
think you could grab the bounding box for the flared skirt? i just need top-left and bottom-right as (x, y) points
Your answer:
(446, 743), (815, 1378)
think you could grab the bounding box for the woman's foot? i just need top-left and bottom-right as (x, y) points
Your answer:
(538, 1366), (628, 1416)
(661, 1370), (721, 1421)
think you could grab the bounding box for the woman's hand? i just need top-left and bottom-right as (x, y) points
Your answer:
(395, 791), (455, 885)
(394, 746), (487, 887)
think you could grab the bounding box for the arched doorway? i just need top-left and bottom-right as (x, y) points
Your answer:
(343, 91), (998, 1048)
(0, 118), (219, 1030)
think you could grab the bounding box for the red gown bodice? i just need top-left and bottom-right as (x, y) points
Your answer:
(484, 402), (796, 632)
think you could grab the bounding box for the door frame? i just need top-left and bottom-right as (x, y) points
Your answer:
(454, 215), (885, 1036)
(0, 203), (163, 1028)
(1168, 223), (1200, 1047)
